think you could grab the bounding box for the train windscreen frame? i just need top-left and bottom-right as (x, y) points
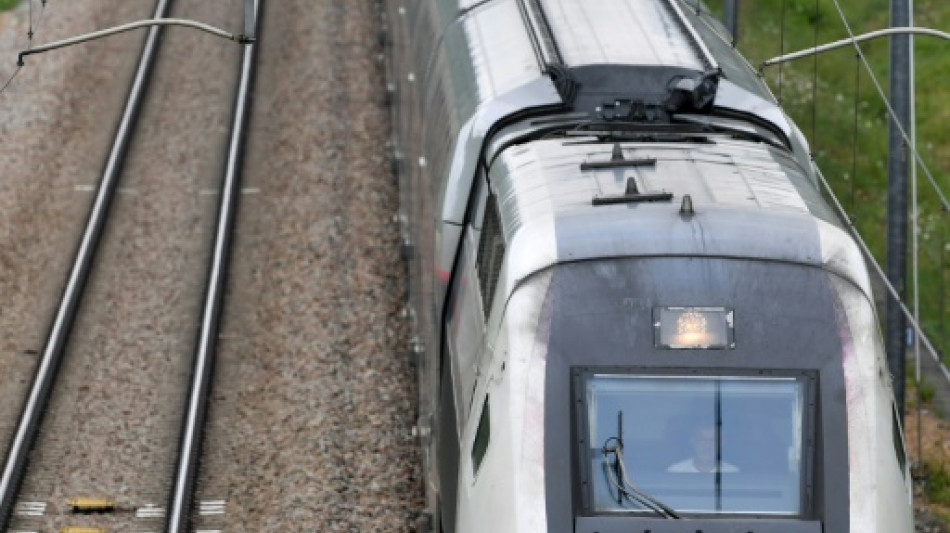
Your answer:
(573, 370), (816, 518)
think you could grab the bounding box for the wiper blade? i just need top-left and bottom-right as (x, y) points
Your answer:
(602, 444), (681, 519)
(602, 412), (680, 519)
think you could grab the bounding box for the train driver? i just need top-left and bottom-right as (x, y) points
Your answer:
(667, 421), (739, 474)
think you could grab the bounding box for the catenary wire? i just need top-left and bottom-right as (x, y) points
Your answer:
(0, 0), (48, 98)
(778, 0), (786, 103)
(827, 0), (950, 212)
(810, 0), (819, 146)
(849, 51), (860, 213)
(814, 163), (950, 387)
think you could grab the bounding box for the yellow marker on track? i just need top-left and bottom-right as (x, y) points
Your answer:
(60, 527), (108, 533)
(67, 497), (116, 513)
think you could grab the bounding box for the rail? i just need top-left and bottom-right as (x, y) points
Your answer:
(164, 0), (262, 531)
(0, 0), (174, 529)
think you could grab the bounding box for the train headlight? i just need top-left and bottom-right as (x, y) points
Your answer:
(654, 307), (734, 349)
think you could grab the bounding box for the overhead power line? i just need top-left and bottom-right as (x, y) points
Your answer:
(761, 23), (950, 213)
(18, 17), (255, 66)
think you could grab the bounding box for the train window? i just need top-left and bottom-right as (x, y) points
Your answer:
(472, 395), (491, 475)
(579, 373), (808, 517)
(476, 194), (505, 317)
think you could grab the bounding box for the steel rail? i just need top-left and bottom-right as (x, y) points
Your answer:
(164, 0), (261, 531)
(18, 17), (253, 65)
(0, 0), (173, 530)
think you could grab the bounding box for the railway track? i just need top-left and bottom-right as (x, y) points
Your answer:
(188, 0), (423, 530)
(0, 0), (250, 531)
(0, 0), (422, 530)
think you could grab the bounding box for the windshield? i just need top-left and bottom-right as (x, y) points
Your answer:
(583, 374), (806, 516)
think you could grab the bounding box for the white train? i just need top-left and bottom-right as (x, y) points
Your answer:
(383, 1), (915, 532)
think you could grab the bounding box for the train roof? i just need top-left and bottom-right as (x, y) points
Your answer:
(541, 0), (708, 71)
(434, 0), (781, 110)
(432, 0), (814, 227)
(488, 136), (872, 299)
(418, 0), (869, 297)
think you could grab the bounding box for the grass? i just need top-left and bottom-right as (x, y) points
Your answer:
(922, 379), (937, 405)
(905, 375), (950, 526)
(703, 0), (950, 361)
(0, 0), (18, 12)
(927, 460), (950, 508)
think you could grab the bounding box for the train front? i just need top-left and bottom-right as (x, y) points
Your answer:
(451, 139), (914, 533)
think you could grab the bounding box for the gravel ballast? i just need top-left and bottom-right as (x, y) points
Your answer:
(195, 1), (423, 531)
(4, 1), (244, 531)
(0, 0), (154, 489)
(1, 0), (422, 531)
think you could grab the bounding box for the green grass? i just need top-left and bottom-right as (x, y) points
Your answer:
(704, 0), (950, 360)
(0, 0), (19, 12)
(922, 379), (937, 405)
(925, 460), (950, 506)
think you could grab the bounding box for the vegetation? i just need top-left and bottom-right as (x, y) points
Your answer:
(905, 376), (950, 527)
(0, 0), (19, 12)
(922, 378), (938, 405)
(703, 0), (950, 361)
(927, 460), (950, 508)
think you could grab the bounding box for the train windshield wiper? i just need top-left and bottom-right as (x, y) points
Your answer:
(601, 412), (680, 519)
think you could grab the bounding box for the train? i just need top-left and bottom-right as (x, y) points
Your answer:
(382, 1), (915, 532)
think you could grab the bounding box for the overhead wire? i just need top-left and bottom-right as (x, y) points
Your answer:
(0, 0), (48, 98)
(814, 162), (950, 387)
(810, 0), (819, 145)
(942, 215), (947, 357)
(778, 0), (786, 103)
(28, 0), (48, 40)
(849, 51), (860, 214)
(828, 0), (950, 212)
(827, 0), (941, 475)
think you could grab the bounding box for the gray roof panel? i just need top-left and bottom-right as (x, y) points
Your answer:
(491, 138), (833, 242)
(489, 137), (868, 295)
(540, 0), (705, 69)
